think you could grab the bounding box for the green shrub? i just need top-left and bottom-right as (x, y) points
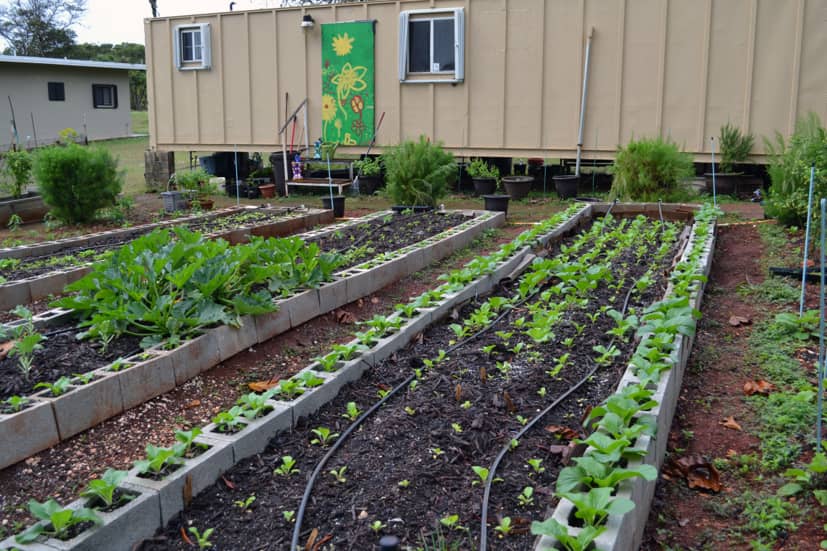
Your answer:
(609, 137), (694, 202)
(34, 144), (123, 224)
(764, 113), (827, 227)
(382, 136), (455, 207)
(466, 158), (500, 181)
(719, 122), (754, 173)
(353, 156), (382, 177)
(1, 150), (33, 198)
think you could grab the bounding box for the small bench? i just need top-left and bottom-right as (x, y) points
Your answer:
(287, 178), (352, 196)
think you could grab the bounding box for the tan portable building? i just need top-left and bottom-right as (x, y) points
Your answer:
(0, 56), (145, 151)
(144, 0), (827, 162)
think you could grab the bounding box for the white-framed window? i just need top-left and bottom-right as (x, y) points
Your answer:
(173, 23), (212, 70)
(92, 84), (118, 109)
(398, 8), (464, 83)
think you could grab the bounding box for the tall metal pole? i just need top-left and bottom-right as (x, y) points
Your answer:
(574, 27), (594, 178)
(800, 165), (816, 316)
(817, 198), (826, 452)
(709, 137), (717, 208)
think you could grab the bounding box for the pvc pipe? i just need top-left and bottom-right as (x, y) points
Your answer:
(710, 137), (717, 208)
(817, 197), (825, 452)
(575, 27), (594, 178)
(233, 144), (240, 206)
(800, 165), (816, 316)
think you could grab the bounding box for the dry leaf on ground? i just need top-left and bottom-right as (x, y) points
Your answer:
(719, 416), (743, 431)
(334, 309), (356, 324)
(248, 379), (279, 392)
(664, 454), (723, 493)
(544, 425), (580, 441)
(0, 340), (15, 360)
(743, 379), (775, 396)
(728, 315), (751, 327)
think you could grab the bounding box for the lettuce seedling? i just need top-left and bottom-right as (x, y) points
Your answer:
(188, 526), (214, 549)
(494, 516), (513, 537)
(34, 376), (72, 396)
(342, 402), (361, 421)
(133, 444), (185, 475)
(274, 456), (299, 477)
(80, 469), (130, 508)
(294, 371), (324, 388)
(314, 352), (341, 372)
(173, 427), (205, 457)
(310, 426), (339, 446)
(211, 406), (247, 433)
(15, 498), (102, 544)
(3, 395), (28, 413)
(558, 487), (635, 527)
(556, 456), (657, 493)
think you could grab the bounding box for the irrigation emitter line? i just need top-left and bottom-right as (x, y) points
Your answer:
(710, 137), (717, 208)
(477, 272), (643, 551)
(817, 198), (825, 451)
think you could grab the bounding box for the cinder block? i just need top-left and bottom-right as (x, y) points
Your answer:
(203, 403), (292, 462)
(28, 271), (68, 303)
(118, 350), (175, 410)
(48, 371), (124, 440)
(253, 305), (291, 344)
(124, 435), (234, 524)
(316, 278), (347, 313)
(0, 279), (32, 310)
(344, 269), (374, 304)
(0, 398), (60, 470)
(287, 289), (321, 328)
(211, 316), (258, 362)
(167, 333), (221, 386)
(0, 535), (57, 550)
(289, 372), (341, 424)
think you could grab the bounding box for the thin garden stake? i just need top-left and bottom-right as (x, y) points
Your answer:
(817, 198), (826, 451)
(800, 164), (816, 316)
(234, 145), (240, 206)
(327, 150), (334, 213)
(710, 137), (717, 208)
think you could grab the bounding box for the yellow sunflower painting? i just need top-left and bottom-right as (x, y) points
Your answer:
(331, 32), (354, 56)
(321, 22), (374, 145)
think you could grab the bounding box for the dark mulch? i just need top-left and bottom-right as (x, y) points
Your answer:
(140, 217), (683, 551)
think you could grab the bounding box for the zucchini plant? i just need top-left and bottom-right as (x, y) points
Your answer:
(15, 499), (102, 544)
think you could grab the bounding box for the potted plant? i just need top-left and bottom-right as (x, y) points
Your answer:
(353, 156), (383, 195)
(466, 158), (499, 196)
(195, 180), (219, 210)
(0, 149), (47, 225)
(706, 122), (755, 195)
(553, 173), (579, 199)
(247, 167), (275, 198)
(172, 168), (211, 210)
(382, 136), (455, 212)
(502, 159), (533, 200)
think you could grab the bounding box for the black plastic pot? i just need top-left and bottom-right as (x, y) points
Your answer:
(357, 175), (383, 195)
(322, 195), (346, 217)
(482, 194), (510, 214)
(472, 178), (497, 196)
(502, 175), (533, 200)
(704, 173), (741, 196)
(553, 175), (579, 199)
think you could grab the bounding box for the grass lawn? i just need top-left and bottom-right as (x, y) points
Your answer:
(131, 111), (149, 134)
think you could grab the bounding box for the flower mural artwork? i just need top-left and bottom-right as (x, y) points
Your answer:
(321, 22), (375, 146)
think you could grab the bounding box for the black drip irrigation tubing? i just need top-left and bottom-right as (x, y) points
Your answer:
(289, 269), (554, 550)
(330, 210), (437, 257)
(477, 277), (639, 550)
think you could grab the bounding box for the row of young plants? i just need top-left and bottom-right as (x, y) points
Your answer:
(134, 209), (681, 549)
(532, 203), (718, 550)
(2, 205), (586, 550)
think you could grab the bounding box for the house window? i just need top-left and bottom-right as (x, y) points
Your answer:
(174, 23), (212, 70)
(92, 84), (118, 109)
(398, 8), (464, 83)
(48, 82), (65, 101)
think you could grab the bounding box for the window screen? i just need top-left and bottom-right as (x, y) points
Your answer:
(48, 82), (65, 101)
(92, 85), (118, 109)
(399, 9), (464, 82)
(181, 29), (202, 62)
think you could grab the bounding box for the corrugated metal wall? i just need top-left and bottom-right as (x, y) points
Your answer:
(145, 0), (827, 160)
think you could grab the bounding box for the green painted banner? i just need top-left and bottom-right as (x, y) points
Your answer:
(321, 21), (375, 146)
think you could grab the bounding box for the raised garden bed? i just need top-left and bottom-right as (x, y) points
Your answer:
(0, 207), (333, 311)
(0, 209), (503, 471)
(0, 206), (591, 550)
(14, 202), (717, 551)
(0, 193), (48, 227)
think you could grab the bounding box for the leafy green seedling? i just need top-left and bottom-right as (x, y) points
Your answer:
(311, 427), (339, 446)
(3, 395), (28, 413)
(80, 469), (129, 508)
(329, 466), (347, 484)
(530, 518), (604, 551)
(173, 427), (204, 457)
(440, 514), (466, 532)
(398, 479), (410, 488)
(494, 516), (513, 537)
(342, 401), (361, 421)
(283, 510), (295, 522)
(558, 487), (635, 527)
(527, 458), (545, 475)
(15, 499), (102, 543)
(518, 486), (534, 507)
(314, 352), (341, 372)
(460, 400), (472, 410)
(471, 466), (502, 486)
(404, 406), (416, 416)
(72, 372), (95, 385)
(451, 423), (463, 434)
(294, 371), (324, 388)
(188, 526), (214, 549)
(431, 448), (444, 459)
(537, 386), (547, 398)
(516, 415), (528, 426)
(274, 455), (299, 477)
(370, 520), (386, 533)
(34, 376), (72, 396)
(233, 494), (256, 511)
(211, 406), (247, 433)
(133, 444), (185, 475)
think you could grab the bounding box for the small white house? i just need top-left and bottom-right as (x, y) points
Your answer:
(0, 55), (146, 150)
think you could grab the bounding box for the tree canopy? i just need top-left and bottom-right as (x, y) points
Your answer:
(0, 0), (86, 57)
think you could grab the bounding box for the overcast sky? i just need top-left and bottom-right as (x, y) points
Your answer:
(73, 0), (279, 45)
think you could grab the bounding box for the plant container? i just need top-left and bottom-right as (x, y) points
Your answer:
(197, 198), (214, 210)
(482, 194), (510, 214)
(553, 174), (579, 199)
(258, 183), (276, 198)
(502, 175), (533, 200)
(160, 191), (189, 212)
(357, 175), (383, 196)
(704, 172), (741, 195)
(472, 177), (497, 196)
(321, 195), (346, 218)
(0, 192), (47, 226)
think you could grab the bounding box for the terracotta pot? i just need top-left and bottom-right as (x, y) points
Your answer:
(198, 198), (214, 210)
(259, 183), (276, 198)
